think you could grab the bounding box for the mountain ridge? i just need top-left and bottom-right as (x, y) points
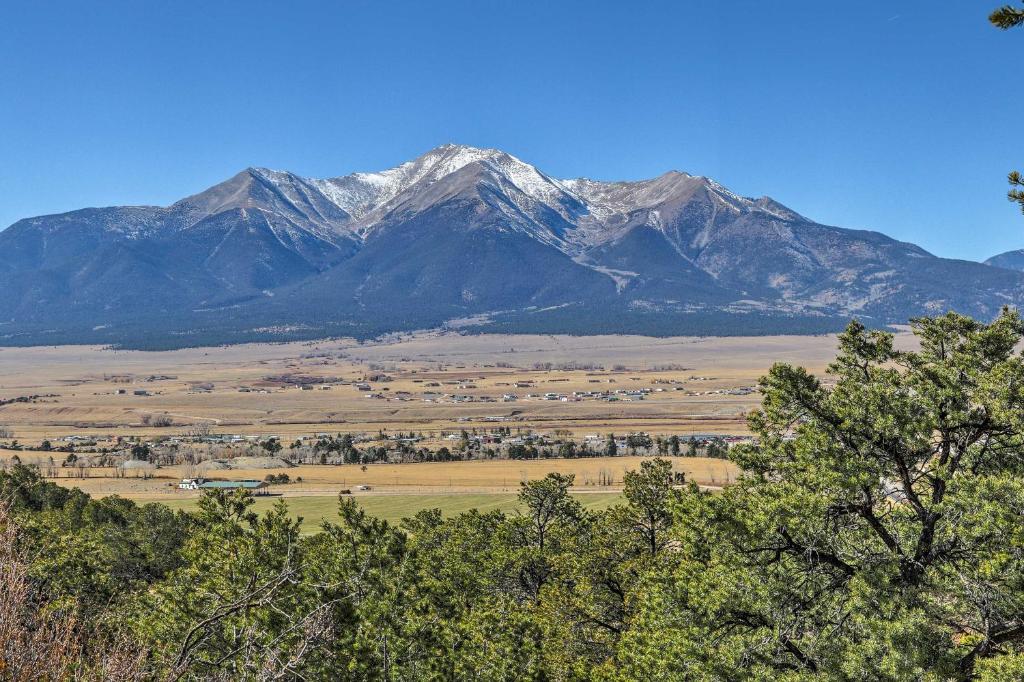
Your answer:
(985, 249), (1024, 272)
(1, 144), (1021, 349)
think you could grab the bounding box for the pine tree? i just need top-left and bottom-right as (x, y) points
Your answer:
(990, 3), (1024, 29)
(991, 6), (1024, 213)
(1009, 171), (1024, 214)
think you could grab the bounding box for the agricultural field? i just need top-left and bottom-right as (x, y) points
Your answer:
(19, 455), (724, 528)
(159, 492), (625, 533)
(0, 330), (885, 445)
(25, 456), (740, 500)
(0, 331), (906, 508)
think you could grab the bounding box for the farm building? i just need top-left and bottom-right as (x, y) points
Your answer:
(178, 478), (269, 494)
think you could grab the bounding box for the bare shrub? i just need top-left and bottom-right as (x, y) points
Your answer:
(151, 413), (174, 428)
(0, 506), (145, 680)
(140, 413), (173, 427)
(185, 421), (213, 438)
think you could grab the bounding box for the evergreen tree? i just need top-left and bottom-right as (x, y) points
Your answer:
(619, 311), (1024, 679)
(991, 2), (1024, 29)
(1009, 171), (1024, 214)
(991, 5), (1024, 214)
(605, 433), (617, 457)
(668, 434), (681, 455)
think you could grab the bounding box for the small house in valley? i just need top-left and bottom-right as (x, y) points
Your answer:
(178, 478), (269, 494)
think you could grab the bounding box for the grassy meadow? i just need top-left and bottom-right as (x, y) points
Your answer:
(159, 491), (624, 533)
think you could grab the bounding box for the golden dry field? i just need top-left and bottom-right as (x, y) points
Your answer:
(36, 455), (731, 531)
(0, 330), (880, 443)
(0, 331), (912, 505)
(22, 456), (739, 501)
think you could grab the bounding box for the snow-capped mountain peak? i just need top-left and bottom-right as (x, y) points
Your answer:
(4, 142), (1024, 348)
(309, 144), (496, 217)
(311, 143), (579, 221)
(174, 146), (812, 248)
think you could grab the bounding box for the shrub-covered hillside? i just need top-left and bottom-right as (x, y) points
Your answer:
(4, 312), (1024, 680)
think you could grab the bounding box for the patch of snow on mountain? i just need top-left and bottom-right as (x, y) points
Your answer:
(312, 144), (500, 218)
(311, 176), (388, 217)
(485, 153), (577, 209)
(571, 257), (637, 292)
(251, 145), (808, 253)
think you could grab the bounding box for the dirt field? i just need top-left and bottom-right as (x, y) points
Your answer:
(0, 330), (890, 445)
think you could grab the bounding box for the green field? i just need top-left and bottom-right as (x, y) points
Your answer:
(160, 492), (623, 534)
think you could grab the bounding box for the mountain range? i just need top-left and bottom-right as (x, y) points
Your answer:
(3, 143), (1023, 349)
(985, 249), (1024, 272)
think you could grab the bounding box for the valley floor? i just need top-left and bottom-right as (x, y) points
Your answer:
(0, 330), (895, 442)
(0, 330), (909, 511)
(35, 455), (739, 498)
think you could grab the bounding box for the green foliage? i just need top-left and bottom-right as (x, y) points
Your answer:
(133, 490), (306, 678)
(622, 311), (1024, 679)
(0, 463), (84, 512)
(130, 442), (151, 461)
(605, 433), (617, 457)
(991, 12), (1023, 217)
(8, 312), (1024, 679)
(1009, 170), (1024, 214)
(991, 3), (1024, 29)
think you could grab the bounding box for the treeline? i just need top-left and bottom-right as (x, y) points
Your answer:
(0, 309), (442, 351)
(4, 313), (1024, 679)
(465, 305), (855, 338)
(300, 431), (730, 465)
(0, 306), (854, 351)
(1, 430), (733, 473)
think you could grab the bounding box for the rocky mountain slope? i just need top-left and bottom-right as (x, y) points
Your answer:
(2, 144), (1021, 348)
(985, 250), (1024, 272)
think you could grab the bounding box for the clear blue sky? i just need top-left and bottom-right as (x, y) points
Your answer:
(1, 1), (1021, 260)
